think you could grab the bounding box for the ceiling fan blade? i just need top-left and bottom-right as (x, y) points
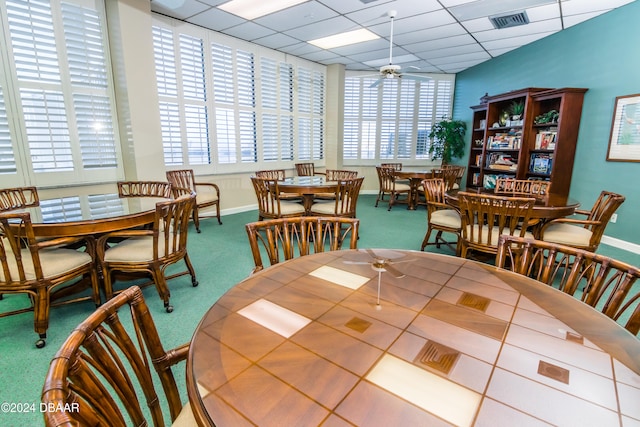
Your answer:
(343, 260), (372, 265)
(366, 248), (380, 260)
(400, 74), (432, 81)
(369, 78), (384, 88)
(383, 263), (406, 278)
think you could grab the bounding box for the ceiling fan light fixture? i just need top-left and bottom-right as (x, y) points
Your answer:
(308, 28), (379, 50)
(218, 0), (308, 20)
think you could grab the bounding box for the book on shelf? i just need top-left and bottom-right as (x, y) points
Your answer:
(487, 131), (522, 149)
(534, 129), (557, 150)
(486, 152), (517, 171)
(475, 154), (482, 167)
(529, 153), (553, 174)
(472, 172), (481, 186)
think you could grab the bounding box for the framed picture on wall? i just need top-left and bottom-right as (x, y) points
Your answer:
(607, 93), (640, 162)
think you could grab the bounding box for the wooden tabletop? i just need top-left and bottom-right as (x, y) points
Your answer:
(19, 193), (165, 237)
(187, 249), (640, 427)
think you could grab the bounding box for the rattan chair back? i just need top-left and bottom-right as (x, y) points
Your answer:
(255, 169), (286, 180)
(41, 286), (191, 426)
(458, 191), (535, 258)
(295, 162), (315, 176)
(380, 163), (402, 171)
(497, 235), (640, 336)
(117, 181), (172, 198)
(245, 216), (359, 274)
(0, 186), (39, 211)
(325, 169), (358, 180)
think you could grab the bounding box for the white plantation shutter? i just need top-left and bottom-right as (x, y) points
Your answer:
(159, 102), (182, 165)
(0, 87), (16, 174)
(21, 89), (73, 172)
(343, 73), (455, 163)
(153, 17), (326, 171)
(0, 0), (121, 186)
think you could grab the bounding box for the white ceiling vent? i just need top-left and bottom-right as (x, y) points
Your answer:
(490, 11), (530, 29)
(359, 0), (380, 3)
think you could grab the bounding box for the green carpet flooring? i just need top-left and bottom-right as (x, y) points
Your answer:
(0, 194), (637, 426)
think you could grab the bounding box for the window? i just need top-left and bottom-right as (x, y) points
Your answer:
(343, 73), (455, 165)
(152, 16), (325, 173)
(0, 0), (121, 187)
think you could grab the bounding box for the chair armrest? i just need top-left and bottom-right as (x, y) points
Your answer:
(539, 217), (601, 235)
(194, 182), (220, 195)
(429, 201), (459, 212)
(573, 209), (591, 216)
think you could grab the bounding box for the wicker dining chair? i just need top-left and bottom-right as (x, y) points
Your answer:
(496, 235), (640, 335)
(0, 211), (100, 348)
(375, 166), (411, 210)
(457, 191), (536, 259)
(309, 177), (364, 218)
(539, 190), (625, 252)
(245, 216), (359, 274)
(96, 193), (197, 313)
(0, 186), (40, 211)
(117, 181), (172, 198)
(255, 169), (300, 201)
(166, 169), (221, 232)
(41, 286), (195, 426)
(250, 176), (306, 220)
(295, 162), (317, 176)
(440, 165), (466, 188)
(420, 178), (461, 254)
(432, 167), (460, 192)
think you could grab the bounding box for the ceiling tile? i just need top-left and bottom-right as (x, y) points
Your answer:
(151, 0), (638, 73)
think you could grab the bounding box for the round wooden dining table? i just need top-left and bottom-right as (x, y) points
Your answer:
(277, 176), (339, 212)
(394, 170), (434, 209)
(445, 188), (581, 220)
(186, 249), (640, 427)
(19, 193), (166, 237)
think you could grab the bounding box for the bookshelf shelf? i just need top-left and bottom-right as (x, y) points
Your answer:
(466, 87), (587, 200)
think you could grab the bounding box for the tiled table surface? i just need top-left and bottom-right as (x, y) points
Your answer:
(187, 249), (640, 427)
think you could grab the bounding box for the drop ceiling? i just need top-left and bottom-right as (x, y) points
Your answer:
(151, 0), (637, 74)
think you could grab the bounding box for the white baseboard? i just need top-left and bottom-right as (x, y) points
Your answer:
(601, 235), (640, 255)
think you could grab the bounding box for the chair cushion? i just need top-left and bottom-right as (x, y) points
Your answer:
(542, 223), (593, 247)
(394, 183), (411, 192)
(172, 402), (198, 427)
(279, 201), (306, 215)
(0, 247), (92, 281)
(309, 201), (335, 215)
(464, 226), (534, 246)
(430, 209), (461, 229)
(104, 232), (182, 263)
(196, 192), (218, 204)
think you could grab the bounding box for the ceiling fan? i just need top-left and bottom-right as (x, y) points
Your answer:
(368, 10), (432, 88)
(344, 249), (414, 309)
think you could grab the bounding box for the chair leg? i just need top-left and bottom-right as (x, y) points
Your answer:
(216, 203), (222, 225)
(421, 226), (433, 251)
(184, 254), (199, 287)
(151, 270), (173, 313)
(388, 193), (395, 211)
(193, 208), (201, 233)
(33, 288), (49, 349)
(375, 191), (382, 207)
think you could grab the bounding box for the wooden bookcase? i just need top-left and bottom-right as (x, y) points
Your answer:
(466, 87), (588, 201)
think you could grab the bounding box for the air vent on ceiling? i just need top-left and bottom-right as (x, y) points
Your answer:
(490, 11), (529, 29)
(359, 0), (380, 3)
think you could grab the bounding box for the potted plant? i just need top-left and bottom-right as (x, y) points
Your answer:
(509, 100), (525, 120)
(428, 117), (466, 164)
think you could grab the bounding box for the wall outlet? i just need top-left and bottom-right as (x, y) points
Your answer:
(610, 213), (618, 223)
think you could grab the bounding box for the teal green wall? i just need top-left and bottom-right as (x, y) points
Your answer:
(454, 0), (640, 247)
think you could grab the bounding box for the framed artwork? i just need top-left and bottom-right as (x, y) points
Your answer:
(607, 93), (640, 162)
